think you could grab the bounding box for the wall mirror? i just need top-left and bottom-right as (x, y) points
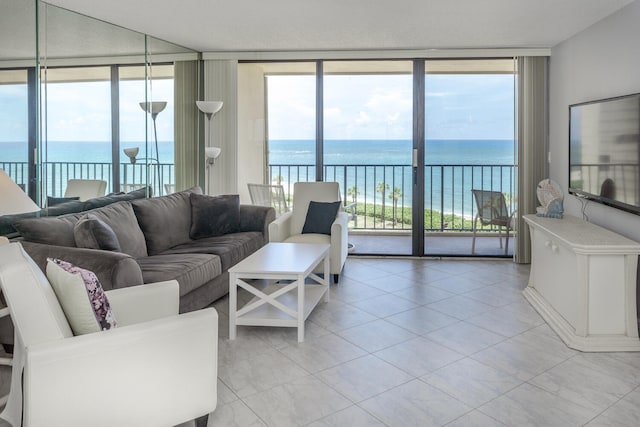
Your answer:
(0, 0), (200, 210)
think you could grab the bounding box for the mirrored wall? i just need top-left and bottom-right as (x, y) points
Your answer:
(0, 0), (200, 207)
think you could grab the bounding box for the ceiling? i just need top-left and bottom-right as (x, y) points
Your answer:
(43, 0), (635, 53)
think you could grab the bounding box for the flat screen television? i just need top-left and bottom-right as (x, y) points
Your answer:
(569, 93), (640, 215)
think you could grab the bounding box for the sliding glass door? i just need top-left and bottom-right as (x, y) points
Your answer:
(324, 60), (413, 255)
(423, 59), (516, 256)
(241, 58), (516, 257)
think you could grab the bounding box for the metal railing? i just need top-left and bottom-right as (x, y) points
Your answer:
(1, 161), (174, 203)
(270, 163), (515, 232)
(2, 160), (514, 233)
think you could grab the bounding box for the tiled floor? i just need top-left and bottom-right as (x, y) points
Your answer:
(208, 257), (640, 427)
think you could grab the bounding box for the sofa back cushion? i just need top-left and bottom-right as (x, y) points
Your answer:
(83, 186), (151, 210)
(13, 214), (82, 247)
(87, 201), (147, 258)
(132, 187), (202, 255)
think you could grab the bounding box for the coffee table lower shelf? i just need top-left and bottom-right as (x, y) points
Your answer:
(235, 283), (327, 327)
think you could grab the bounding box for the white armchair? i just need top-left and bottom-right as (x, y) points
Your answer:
(269, 182), (348, 283)
(64, 179), (107, 201)
(0, 242), (218, 427)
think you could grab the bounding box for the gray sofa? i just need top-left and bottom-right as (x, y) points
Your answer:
(0, 187), (274, 345)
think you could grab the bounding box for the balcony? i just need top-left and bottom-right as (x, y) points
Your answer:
(271, 163), (515, 256)
(2, 161), (515, 256)
(1, 161), (175, 200)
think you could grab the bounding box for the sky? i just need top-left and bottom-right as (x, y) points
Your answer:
(0, 78), (174, 144)
(0, 71), (514, 146)
(267, 73), (515, 141)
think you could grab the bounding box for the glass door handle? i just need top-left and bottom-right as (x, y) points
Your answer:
(413, 149), (418, 185)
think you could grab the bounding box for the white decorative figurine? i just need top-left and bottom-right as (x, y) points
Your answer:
(536, 178), (564, 219)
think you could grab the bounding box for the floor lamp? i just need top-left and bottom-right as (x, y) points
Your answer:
(196, 101), (223, 195)
(139, 101), (166, 195)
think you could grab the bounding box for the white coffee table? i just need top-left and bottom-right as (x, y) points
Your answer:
(228, 242), (330, 342)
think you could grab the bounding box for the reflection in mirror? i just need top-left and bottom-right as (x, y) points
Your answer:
(37, 2), (198, 202)
(0, 0), (37, 201)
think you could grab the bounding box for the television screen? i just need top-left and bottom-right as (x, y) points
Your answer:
(569, 93), (640, 215)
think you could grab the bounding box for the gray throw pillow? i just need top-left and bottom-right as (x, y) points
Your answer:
(189, 193), (240, 239)
(73, 213), (122, 252)
(302, 201), (341, 235)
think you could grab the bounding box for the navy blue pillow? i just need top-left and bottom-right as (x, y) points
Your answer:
(302, 201), (341, 235)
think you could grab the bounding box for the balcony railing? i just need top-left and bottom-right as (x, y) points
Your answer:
(1, 161), (174, 203)
(2, 160), (514, 234)
(270, 163), (515, 232)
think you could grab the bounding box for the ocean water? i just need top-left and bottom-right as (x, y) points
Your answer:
(269, 139), (513, 166)
(0, 138), (513, 165)
(0, 140), (175, 163)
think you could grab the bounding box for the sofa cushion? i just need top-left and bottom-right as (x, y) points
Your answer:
(87, 201), (147, 258)
(46, 258), (117, 335)
(136, 253), (221, 297)
(163, 231), (264, 271)
(189, 193), (240, 240)
(13, 214), (82, 247)
(132, 187), (202, 255)
(73, 213), (122, 252)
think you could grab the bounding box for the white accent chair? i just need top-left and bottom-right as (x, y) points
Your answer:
(64, 179), (107, 201)
(269, 182), (348, 283)
(0, 242), (218, 427)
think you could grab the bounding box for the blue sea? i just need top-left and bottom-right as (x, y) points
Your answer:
(0, 138), (514, 165)
(0, 139), (514, 216)
(269, 139), (513, 166)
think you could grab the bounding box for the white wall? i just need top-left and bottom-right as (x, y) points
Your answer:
(237, 64), (267, 204)
(204, 60), (238, 195)
(549, 0), (640, 240)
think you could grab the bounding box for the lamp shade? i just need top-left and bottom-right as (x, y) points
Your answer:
(123, 147), (139, 163)
(0, 169), (39, 215)
(139, 101), (167, 114)
(196, 101), (223, 115)
(205, 147), (222, 160)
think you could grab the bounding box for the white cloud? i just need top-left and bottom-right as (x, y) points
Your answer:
(355, 111), (371, 125)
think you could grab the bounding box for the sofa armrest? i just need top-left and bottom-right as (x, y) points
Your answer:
(20, 241), (144, 291)
(24, 308), (218, 427)
(239, 204), (276, 237)
(268, 211), (293, 242)
(105, 280), (179, 326)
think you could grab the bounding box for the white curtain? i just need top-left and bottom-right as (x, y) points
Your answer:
(515, 56), (549, 263)
(174, 60), (200, 192)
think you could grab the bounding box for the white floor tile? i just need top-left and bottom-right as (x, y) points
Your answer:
(315, 354), (413, 402)
(243, 376), (352, 427)
(205, 258), (640, 427)
(359, 379), (471, 426)
(479, 383), (599, 426)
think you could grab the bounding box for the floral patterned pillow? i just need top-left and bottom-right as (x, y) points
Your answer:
(46, 258), (117, 335)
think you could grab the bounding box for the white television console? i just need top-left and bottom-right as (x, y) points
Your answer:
(523, 214), (640, 352)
